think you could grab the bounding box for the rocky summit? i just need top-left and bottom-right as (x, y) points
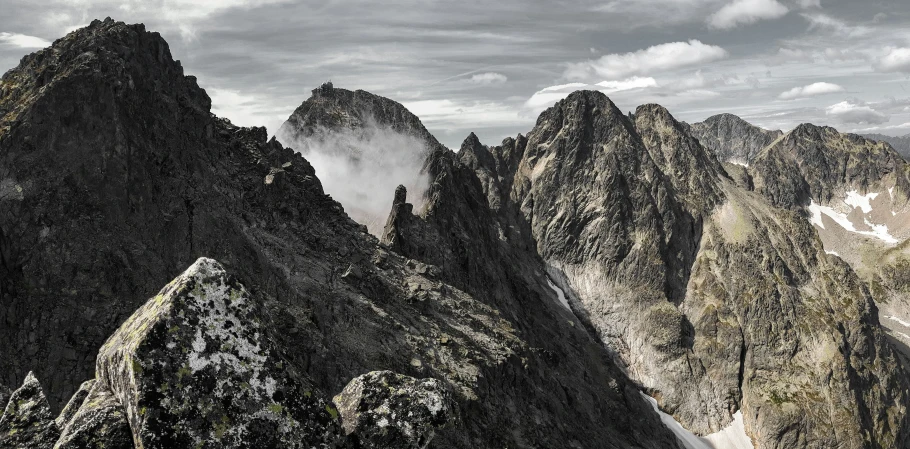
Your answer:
(2, 17), (910, 449)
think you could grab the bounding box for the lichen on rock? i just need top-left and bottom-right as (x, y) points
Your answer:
(334, 371), (454, 449)
(94, 257), (343, 448)
(0, 372), (60, 449)
(54, 381), (133, 449)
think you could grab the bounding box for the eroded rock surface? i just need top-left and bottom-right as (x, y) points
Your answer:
(334, 371), (453, 449)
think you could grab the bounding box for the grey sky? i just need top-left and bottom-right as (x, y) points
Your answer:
(2, 0), (910, 148)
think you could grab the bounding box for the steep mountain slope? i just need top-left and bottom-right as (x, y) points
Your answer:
(384, 91), (910, 448)
(736, 124), (910, 367)
(685, 114), (783, 166)
(0, 19), (680, 448)
(864, 132), (910, 160)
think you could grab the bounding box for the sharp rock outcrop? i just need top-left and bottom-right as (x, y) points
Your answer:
(0, 372), (60, 449)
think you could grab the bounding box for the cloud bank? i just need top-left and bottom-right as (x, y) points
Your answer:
(277, 122), (430, 236)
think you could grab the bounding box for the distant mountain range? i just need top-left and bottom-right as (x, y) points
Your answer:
(2, 18), (910, 449)
(862, 132), (910, 160)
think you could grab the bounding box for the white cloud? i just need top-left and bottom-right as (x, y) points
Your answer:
(36, 0), (294, 40)
(525, 78), (659, 112)
(277, 122), (430, 236)
(0, 32), (52, 48)
(826, 100), (889, 125)
(564, 40), (727, 81)
(470, 72), (507, 84)
(875, 47), (910, 73)
(208, 87), (290, 135)
(778, 82), (845, 100)
(596, 76), (659, 92)
(708, 0), (789, 30)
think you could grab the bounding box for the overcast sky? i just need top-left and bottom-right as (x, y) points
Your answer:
(2, 0), (910, 148)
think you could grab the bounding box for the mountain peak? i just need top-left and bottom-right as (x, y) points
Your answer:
(278, 84), (443, 150)
(687, 112), (783, 166)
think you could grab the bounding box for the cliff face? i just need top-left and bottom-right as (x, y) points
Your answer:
(0, 18), (680, 449)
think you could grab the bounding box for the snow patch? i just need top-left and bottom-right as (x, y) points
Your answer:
(825, 250), (840, 257)
(807, 200), (898, 244)
(885, 315), (910, 330)
(729, 160), (749, 168)
(641, 392), (754, 449)
(844, 190), (879, 214)
(546, 277), (572, 311)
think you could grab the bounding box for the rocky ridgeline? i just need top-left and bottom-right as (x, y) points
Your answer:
(0, 258), (455, 448)
(0, 18), (680, 449)
(4, 16), (910, 449)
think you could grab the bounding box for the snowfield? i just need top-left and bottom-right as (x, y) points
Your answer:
(641, 392), (754, 449)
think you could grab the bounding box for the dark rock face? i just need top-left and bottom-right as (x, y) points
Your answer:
(686, 113), (783, 166)
(95, 257), (344, 448)
(334, 371), (453, 449)
(0, 372), (60, 449)
(278, 82), (444, 153)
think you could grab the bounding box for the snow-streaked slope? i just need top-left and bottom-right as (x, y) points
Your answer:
(546, 277), (572, 311)
(807, 200), (899, 244)
(641, 393), (754, 449)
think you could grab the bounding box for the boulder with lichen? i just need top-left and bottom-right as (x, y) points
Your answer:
(94, 257), (344, 448)
(0, 372), (60, 449)
(334, 371), (454, 449)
